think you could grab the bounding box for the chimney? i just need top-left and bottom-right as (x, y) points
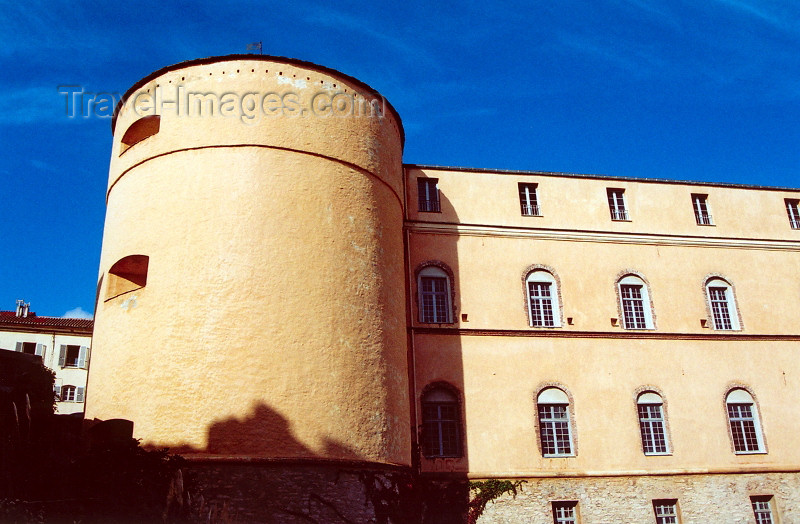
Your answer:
(15, 299), (30, 318)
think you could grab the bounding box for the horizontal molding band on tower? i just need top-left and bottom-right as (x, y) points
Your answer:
(107, 143), (404, 211)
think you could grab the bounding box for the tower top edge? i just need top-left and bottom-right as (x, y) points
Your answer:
(111, 54), (405, 145)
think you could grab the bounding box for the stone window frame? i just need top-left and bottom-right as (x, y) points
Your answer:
(632, 385), (673, 456)
(414, 261), (457, 324)
(613, 270), (657, 330)
(533, 382), (578, 458)
(702, 274), (743, 331)
(419, 381), (465, 459)
(652, 498), (681, 524)
(750, 495), (778, 523)
(520, 264), (564, 329)
(722, 383), (768, 455)
(551, 500), (580, 523)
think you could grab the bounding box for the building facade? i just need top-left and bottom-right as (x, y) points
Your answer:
(0, 303), (92, 415)
(85, 55), (800, 523)
(407, 166), (800, 523)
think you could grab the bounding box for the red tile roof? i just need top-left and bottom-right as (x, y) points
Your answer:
(0, 311), (93, 333)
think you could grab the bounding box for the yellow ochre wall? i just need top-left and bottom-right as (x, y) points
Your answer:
(406, 167), (800, 476)
(85, 57), (410, 466)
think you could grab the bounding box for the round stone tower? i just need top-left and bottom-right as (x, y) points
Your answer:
(86, 55), (410, 491)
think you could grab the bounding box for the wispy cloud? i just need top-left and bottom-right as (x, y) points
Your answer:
(62, 307), (93, 319)
(0, 86), (105, 125)
(711, 0), (800, 35)
(303, 6), (435, 65)
(0, 86), (65, 124)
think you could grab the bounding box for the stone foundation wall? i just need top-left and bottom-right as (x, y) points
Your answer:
(476, 472), (800, 523)
(184, 460), (419, 523)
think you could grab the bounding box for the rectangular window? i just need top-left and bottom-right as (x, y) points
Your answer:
(418, 178), (440, 212)
(653, 500), (679, 524)
(552, 501), (578, 524)
(15, 342), (46, 358)
(621, 284), (647, 329)
(638, 404), (668, 454)
(528, 282), (555, 327)
(751, 496), (775, 524)
(539, 404), (572, 456)
(420, 276), (449, 323)
(786, 199), (800, 229)
(519, 183), (541, 216)
(64, 345), (80, 367)
(607, 188), (629, 220)
(61, 386), (76, 402)
(692, 194), (713, 225)
(708, 287), (733, 330)
(422, 402), (460, 457)
(728, 403), (761, 452)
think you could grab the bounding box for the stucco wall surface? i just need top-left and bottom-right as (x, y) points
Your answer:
(86, 58), (409, 466)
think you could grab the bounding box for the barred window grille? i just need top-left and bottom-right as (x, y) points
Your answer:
(519, 183), (541, 216)
(693, 194), (713, 225)
(420, 276), (449, 323)
(552, 502), (577, 524)
(638, 403), (668, 454)
(529, 282), (555, 327)
(751, 497), (774, 524)
(653, 500), (678, 524)
(538, 404), (572, 456)
(621, 284), (647, 329)
(708, 287), (733, 330)
(421, 388), (461, 457)
(418, 178), (441, 212)
(786, 199), (800, 229)
(728, 403), (761, 452)
(607, 188), (629, 220)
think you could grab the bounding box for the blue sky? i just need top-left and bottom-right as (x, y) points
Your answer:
(0, 1), (798, 318)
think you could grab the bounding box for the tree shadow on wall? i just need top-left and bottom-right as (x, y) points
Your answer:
(170, 403), (362, 461)
(165, 402), (431, 523)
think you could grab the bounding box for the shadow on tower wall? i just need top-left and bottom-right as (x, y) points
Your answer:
(406, 178), (472, 523)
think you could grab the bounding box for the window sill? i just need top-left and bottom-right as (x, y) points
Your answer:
(644, 452), (672, 457)
(734, 450), (767, 455)
(610, 219), (632, 222)
(529, 325), (562, 329)
(521, 214), (543, 218)
(543, 454), (575, 458)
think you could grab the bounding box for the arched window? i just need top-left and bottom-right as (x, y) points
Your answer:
(526, 270), (561, 327)
(726, 388), (765, 453)
(705, 278), (740, 330)
(537, 387), (574, 457)
(637, 391), (669, 455)
(417, 265), (452, 323)
(618, 274), (654, 329)
(421, 386), (462, 458)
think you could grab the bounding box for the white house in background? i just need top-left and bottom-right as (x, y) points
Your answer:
(0, 301), (92, 415)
